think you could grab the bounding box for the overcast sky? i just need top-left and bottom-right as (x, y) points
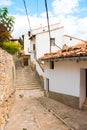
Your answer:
(0, 0), (87, 40)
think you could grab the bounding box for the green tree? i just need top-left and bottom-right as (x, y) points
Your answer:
(0, 7), (15, 32)
(0, 7), (15, 42)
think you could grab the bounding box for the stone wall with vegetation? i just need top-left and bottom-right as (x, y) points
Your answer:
(0, 48), (15, 129)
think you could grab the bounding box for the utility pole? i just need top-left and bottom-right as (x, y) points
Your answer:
(45, 0), (51, 53)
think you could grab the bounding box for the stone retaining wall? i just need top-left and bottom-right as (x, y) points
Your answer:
(0, 48), (15, 129)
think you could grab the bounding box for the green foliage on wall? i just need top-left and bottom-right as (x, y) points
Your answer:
(0, 41), (22, 55)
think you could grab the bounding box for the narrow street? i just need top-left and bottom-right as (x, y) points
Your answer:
(5, 64), (69, 130)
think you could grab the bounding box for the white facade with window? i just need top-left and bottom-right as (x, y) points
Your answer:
(24, 23), (85, 76)
(44, 60), (87, 109)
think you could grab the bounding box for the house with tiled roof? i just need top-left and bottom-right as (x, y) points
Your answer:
(24, 23), (86, 86)
(40, 42), (87, 109)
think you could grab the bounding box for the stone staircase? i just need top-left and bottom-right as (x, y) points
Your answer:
(15, 64), (43, 90)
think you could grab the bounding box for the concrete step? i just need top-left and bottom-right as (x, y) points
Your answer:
(16, 87), (42, 90)
(15, 65), (42, 90)
(16, 82), (40, 84)
(16, 84), (41, 87)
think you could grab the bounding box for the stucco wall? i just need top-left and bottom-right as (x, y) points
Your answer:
(44, 60), (87, 108)
(0, 48), (15, 129)
(44, 61), (80, 96)
(36, 28), (64, 59)
(24, 34), (31, 54)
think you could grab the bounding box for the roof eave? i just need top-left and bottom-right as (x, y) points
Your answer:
(42, 56), (87, 62)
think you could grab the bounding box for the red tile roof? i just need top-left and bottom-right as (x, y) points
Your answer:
(40, 42), (87, 61)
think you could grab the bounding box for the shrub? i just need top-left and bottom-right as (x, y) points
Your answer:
(0, 41), (22, 55)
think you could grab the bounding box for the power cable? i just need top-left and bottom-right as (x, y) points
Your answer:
(45, 0), (61, 51)
(45, 0), (51, 53)
(22, 0), (31, 31)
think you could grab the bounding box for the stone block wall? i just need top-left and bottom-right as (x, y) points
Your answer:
(0, 48), (15, 129)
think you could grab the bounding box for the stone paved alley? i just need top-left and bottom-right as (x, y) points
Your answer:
(5, 65), (69, 130)
(5, 63), (87, 130)
(5, 90), (69, 130)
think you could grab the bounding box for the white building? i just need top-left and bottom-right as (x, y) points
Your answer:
(24, 23), (85, 85)
(40, 42), (87, 109)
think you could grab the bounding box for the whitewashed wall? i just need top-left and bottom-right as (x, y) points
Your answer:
(24, 26), (85, 57)
(24, 34), (36, 64)
(44, 60), (87, 108)
(24, 34), (30, 54)
(36, 27), (64, 59)
(44, 61), (80, 97)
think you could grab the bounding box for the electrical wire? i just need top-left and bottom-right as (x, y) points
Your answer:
(22, 0), (31, 31)
(45, 0), (61, 51)
(45, 0), (51, 53)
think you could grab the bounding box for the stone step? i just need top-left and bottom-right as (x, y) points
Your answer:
(16, 81), (40, 85)
(16, 87), (42, 90)
(16, 85), (41, 88)
(15, 65), (43, 91)
(16, 84), (41, 87)
(15, 79), (40, 82)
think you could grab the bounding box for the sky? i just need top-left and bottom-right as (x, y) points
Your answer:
(0, 0), (87, 40)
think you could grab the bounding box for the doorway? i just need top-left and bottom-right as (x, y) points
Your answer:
(23, 58), (28, 66)
(80, 69), (86, 108)
(46, 78), (49, 93)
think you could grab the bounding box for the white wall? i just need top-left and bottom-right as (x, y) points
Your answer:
(36, 32), (50, 59)
(44, 61), (80, 97)
(30, 41), (36, 64)
(44, 60), (87, 108)
(24, 34), (30, 54)
(24, 26), (84, 57)
(35, 27), (63, 76)
(36, 27), (64, 59)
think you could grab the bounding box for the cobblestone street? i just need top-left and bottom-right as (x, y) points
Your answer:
(5, 65), (69, 130)
(5, 89), (69, 130)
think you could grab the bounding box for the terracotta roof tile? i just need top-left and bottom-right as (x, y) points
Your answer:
(40, 42), (87, 61)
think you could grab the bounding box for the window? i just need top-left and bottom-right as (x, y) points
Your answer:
(50, 38), (55, 46)
(50, 61), (54, 69)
